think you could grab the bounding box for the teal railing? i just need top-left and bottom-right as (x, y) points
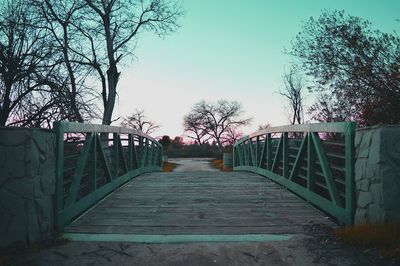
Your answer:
(54, 122), (163, 229)
(233, 122), (356, 225)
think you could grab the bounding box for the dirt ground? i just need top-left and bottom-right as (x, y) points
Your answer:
(1, 223), (398, 266)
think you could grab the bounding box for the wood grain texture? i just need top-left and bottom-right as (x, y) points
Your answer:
(64, 171), (335, 235)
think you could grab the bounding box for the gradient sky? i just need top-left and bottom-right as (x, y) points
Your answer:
(115, 0), (400, 138)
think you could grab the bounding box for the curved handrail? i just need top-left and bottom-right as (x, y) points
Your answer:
(233, 121), (356, 225)
(236, 122), (353, 145)
(57, 121), (161, 144)
(54, 122), (163, 229)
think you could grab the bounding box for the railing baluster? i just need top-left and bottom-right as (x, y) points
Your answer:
(311, 132), (340, 205)
(90, 133), (97, 192)
(54, 122), (65, 230)
(345, 122), (356, 224)
(282, 132), (288, 178)
(113, 133), (119, 179)
(249, 138), (256, 167)
(267, 133), (272, 170)
(65, 133), (94, 207)
(256, 136), (260, 166)
(307, 133), (315, 191)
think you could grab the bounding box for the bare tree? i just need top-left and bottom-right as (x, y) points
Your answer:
(33, 0), (95, 122)
(221, 126), (243, 146)
(258, 123), (271, 130)
(189, 100), (252, 152)
(278, 67), (304, 125)
(82, 0), (183, 125)
(0, 0), (61, 126)
(0, 0), (99, 127)
(183, 112), (210, 144)
(121, 109), (159, 134)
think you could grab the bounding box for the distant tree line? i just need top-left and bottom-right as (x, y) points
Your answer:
(0, 0), (182, 127)
(159, 135), (223, 158)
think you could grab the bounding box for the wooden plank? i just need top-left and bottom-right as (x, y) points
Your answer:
(64, 171), (334, 235)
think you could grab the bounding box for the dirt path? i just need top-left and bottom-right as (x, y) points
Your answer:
(168, 158), (218, 172)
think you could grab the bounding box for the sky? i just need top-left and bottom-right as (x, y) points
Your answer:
(114, 0), (400, 139)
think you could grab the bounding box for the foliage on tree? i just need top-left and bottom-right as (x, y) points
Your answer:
(158, 135), (171, 151)
(185, 100), (252, 151)
(121, 109), (159, 134)
(290, 9), (400, 126)
(308, 92), (354, 122)
(278, 67), (304, 124)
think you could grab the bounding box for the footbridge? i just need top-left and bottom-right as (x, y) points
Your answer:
(54, 121), (355, 242)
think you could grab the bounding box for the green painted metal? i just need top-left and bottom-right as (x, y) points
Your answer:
(311, 133), (340, 205)
(53, 122), (163, 230)
(249, 139), (256, 167)
(288, 136), (307, 181)
(271, 136), (282, 172)
(307, 133), (315, 191)
(266, 133), (272, 170)
(65, 133), (94, 207)
(282, 132), (288, 178)
(344, 122), (356, 224)
(63, 233), (292, 243)
(233, 122), (356, 225)
(255, 136), (260, 166)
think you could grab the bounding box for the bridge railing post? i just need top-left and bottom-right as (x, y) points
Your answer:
(54, 122), (64, 230)
(345, 122), (356, 224)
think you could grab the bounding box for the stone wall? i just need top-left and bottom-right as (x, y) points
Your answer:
(354, 125), (400, 224)
(0, 128), (55, 247)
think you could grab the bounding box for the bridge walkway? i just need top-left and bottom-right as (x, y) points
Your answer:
(64, 171), (334, 236)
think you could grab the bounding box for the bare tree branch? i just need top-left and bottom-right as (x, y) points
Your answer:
(121, 109), (160, 135)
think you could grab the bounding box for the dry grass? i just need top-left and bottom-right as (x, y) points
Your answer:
(334, 223), (400, 262)
(163, 161), (178, 172)
(211, 159), (232, 172)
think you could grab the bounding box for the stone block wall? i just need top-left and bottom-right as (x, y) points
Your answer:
(354, 125), (400, 224)
(0, 128), (55, 247)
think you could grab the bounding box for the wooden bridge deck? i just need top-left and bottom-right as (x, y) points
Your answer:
(64, 171), (334, 235)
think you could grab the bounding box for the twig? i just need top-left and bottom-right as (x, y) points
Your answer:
(242, 251), (258, 262)
(53, 250), (69, 259)
(99, 245), (134, 258)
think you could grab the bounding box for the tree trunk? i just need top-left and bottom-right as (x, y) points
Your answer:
(0, 83), (12, 126)
(101, 15), (119, 126)
(62, 26), (83, 123)
(102, 65), (118, 125)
